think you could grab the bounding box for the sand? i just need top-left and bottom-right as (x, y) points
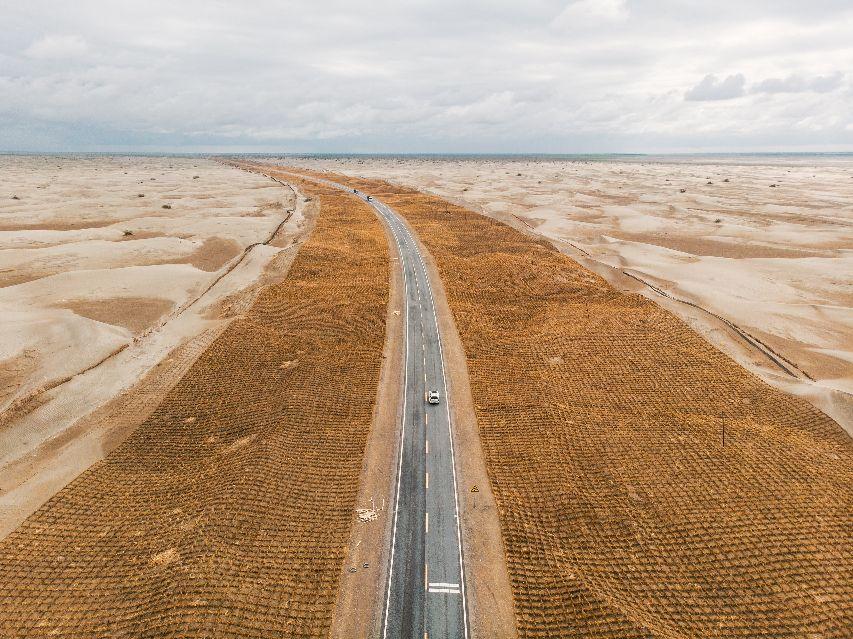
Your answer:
(0, 156), (292, 416)
(277, 155), (853, 433)
(0, 156), (306, 536)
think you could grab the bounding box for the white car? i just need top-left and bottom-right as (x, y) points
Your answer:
(427, 390), (440, 404)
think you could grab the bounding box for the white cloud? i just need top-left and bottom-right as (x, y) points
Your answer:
(24, 34), (88, 59)
(685, 74), (747, 101)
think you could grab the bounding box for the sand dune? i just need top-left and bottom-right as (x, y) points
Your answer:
(0, 156), (291, 415)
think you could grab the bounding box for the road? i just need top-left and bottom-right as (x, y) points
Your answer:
(262, 169), (469, 639)
(368, 194), (469, 639)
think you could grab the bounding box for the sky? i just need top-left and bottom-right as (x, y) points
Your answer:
(1, 0), (851, 153)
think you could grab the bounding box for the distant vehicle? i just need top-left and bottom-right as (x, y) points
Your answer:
(353, 188), (358, 193)
(427, 390), (440, 404)
(366, 195), (372, 201)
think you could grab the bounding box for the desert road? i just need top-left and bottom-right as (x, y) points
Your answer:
(262, 169), (470, 638)
(367, 193), (469, 639)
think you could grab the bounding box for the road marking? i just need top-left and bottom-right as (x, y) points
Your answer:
(429, 582), (460, 588)
(426, 472), (429, 491)
(425, 511), (429, 533)
(378, 192), (411, 639)
(426, 439), (429, 454)
(425, 563), (428, 591)
(428, 587), (462, 594)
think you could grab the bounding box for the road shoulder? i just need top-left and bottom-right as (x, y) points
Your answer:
(328, 190), (406, 638)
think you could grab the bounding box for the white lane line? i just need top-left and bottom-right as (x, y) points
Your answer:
(425, 511), (429, 533)
(428, 587), (461, 594)
(379, 199), (411, 639)
(426, 471), (429, 491)
(426, 439), (429, 454)
(429, 582), (460, 588)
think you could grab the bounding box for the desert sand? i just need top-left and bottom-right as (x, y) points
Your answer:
(0, 155), (305, 535)
(280, 155), (853, 432)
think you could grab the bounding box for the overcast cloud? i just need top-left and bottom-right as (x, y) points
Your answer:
(1, 0), (851, 152)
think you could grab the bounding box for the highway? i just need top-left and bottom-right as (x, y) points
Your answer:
(264, 169), (469, 638)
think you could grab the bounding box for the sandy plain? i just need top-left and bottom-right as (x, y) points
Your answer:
(0, 155), (303, 536)
(281, 155), (853, 433)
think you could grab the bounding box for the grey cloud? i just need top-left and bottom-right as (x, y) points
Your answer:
(685, 74), (746, 101)
(1, 1), (852, 151)
(751, 72), (844, 94)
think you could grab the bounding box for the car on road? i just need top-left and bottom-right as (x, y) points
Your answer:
(366, 195), (372, 201)
(427, 390), (440, 404)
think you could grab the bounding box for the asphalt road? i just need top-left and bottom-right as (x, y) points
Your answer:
(259, 168), (469, 639)
(367, 195), (469, 639)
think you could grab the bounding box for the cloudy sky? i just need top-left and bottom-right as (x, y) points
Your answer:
(2, 0), (851, 152)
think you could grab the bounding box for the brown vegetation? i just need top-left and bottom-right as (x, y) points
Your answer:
(56, 297), (175, 333)
(295, 169), (852, 638)
(0, 179), (389, 637)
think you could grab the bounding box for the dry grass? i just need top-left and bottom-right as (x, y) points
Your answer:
(0, 179), (388, 637)
(299, 169), (852, 639)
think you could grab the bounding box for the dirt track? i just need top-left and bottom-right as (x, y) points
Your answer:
(0, 178), (388, 636)
(292, 170), (853, 638)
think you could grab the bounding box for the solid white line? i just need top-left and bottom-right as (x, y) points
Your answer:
(428, 588), (461, 594)
(379, 204), (410, 639)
